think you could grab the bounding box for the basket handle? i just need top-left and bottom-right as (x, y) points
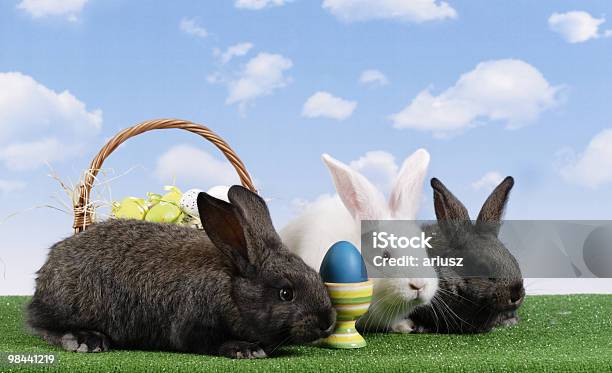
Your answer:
(73, 118), (256, 234)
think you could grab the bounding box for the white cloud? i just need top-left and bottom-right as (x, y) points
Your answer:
(322, 0), (457, 23)
(359, 69), (389, 86)
(472, 171), (503, 191)
(389, 59), (561, 136)
(0, 179), (27, 194)
(235, 0), (288, 10)
(179, 18), (208, 38)
(155, 145), (240, 187)
(17, 0), (87, 20)
(225, 52), (293, 110)
(548, 11), (611, 43)
(215, 42), (254, 64)
(350, 151), (398, 192)
(0, 138), (67, 171)
(302, 91), (357, 120)
(0, 72), (102, 142)
(206, 72), (222, 84)
(559, 129), (612, 189)
(0, 72), (102, 170)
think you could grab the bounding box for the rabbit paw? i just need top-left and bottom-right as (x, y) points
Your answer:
(60, 331), (110, 353)
(494, 310), (520, 328)
(497, 314), (520, 327)
(408, 322), (431, 334)
(501, 316), (520, 327)
(219, 341), (267, 359)
(390, 318), (415, 333)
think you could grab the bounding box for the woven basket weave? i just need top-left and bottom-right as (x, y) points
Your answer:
(72, 118), (256, 234)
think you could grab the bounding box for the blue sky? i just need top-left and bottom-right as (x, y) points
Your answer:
(1, 1), (612, 293)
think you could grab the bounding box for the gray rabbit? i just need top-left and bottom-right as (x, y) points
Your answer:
(409, 177), (525, 333)
(27, 186), (335, 358)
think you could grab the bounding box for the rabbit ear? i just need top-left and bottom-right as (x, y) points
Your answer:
(388, 149), (430, 219)
(322, 153), (387, 220)
(476, 176), (514, 236)
(431, 178), (471, 243)
(227, 185), (283, 264)
(431, 178), (470, 221)
(321, 154), (387, 220)
(197, 192), (250, 271)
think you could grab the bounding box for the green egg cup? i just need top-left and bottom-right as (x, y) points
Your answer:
(320, 280), (373, 349)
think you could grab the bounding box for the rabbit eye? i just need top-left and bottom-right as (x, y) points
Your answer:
(382, 251), (391, 260)
(279, 287), (294, 302)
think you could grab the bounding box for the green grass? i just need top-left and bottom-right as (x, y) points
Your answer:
(1, 295), (611, 372)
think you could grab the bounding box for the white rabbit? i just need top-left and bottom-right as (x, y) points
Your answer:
(280, 149), (438, 333)
(206, 185), (230, 202)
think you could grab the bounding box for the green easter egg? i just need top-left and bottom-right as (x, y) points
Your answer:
(147, 193), (163, 206)
(161, 186), (182, 203)
(112, 197), (147, 220)
(144, 201), (183, 223)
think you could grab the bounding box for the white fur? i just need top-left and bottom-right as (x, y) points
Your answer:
(280, 149), (438, 333)
(207, 185), (230, 202)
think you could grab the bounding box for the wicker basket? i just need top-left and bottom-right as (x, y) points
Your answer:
(72, 118), (256, 234)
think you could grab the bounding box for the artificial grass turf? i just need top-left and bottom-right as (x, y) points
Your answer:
(0, 295), (610, 372)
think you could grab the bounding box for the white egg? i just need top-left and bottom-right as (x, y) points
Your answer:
(179, 189), (204, 217)
(207, 185), (230, 202)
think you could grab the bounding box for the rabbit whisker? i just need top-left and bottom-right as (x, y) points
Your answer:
(437, 288), (477, 305)
(374, 295), (394, 333)
(268, 335), (292, 356)
(427, 302), (440, 333)
(435, 293), (466, 326)
(432, 298), (451, 332)
(438, 296), (472, 331)
(383, 298), (397, 333)
(362, 292), (394, 333)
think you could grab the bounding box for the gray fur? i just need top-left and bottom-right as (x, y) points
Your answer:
(410, 177), (524, 334)
(27, 186), (335, 358)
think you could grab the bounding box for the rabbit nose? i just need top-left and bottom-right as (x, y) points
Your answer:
(409, 280), (425, 291)
(509, 284), (524, 304)
(321, 320), (334, 332)
(318, 310), (336, 333)
(319, 319), (335, 336)
(510, 293), (523, 304)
